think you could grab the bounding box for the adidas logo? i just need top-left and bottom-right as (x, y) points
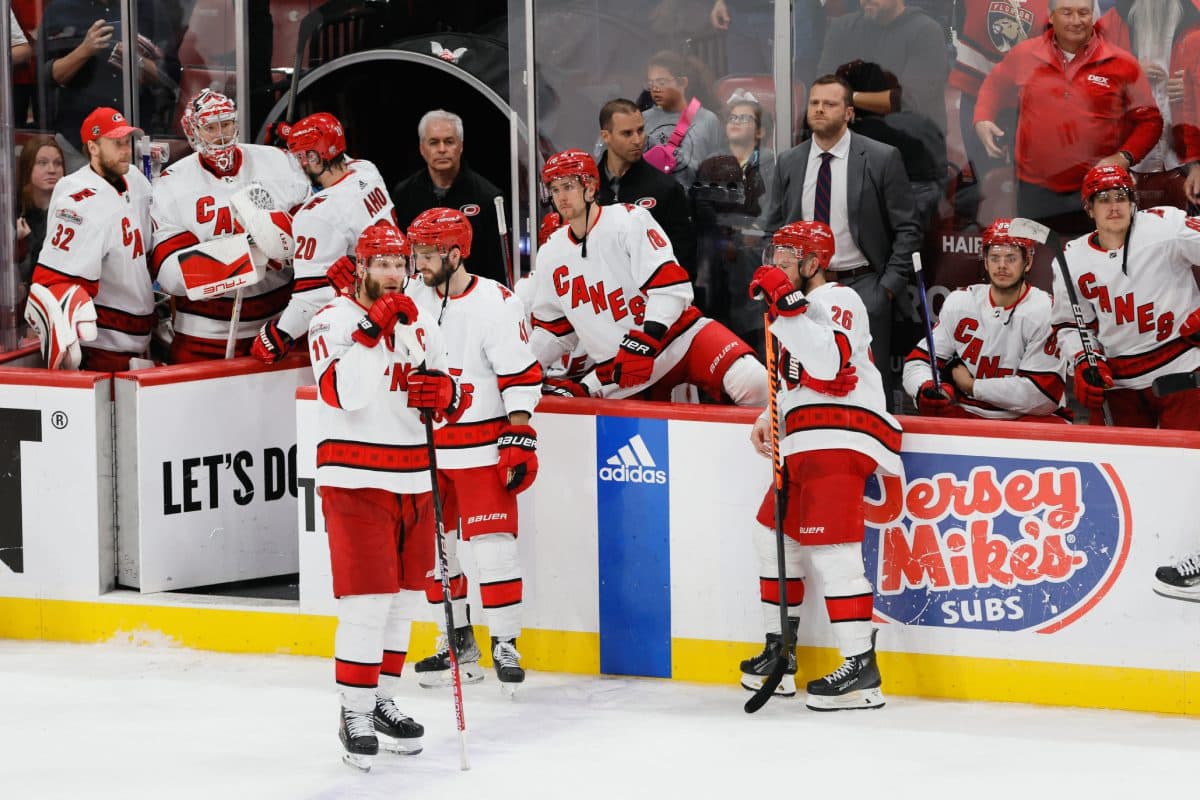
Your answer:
(598, 434), (667, 484)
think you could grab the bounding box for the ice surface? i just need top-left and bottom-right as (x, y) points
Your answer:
(1, 640), (1196, 799)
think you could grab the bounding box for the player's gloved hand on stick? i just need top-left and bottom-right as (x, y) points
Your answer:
(541, 377), (590, 397)
(352, 293), (417, 347)
(251, 320), (293, 364)
(1073, 355), (1113, 410)
(496, 424), (538, 493)
(326, 256), (356, 296)
(749, 266), (808, 316)
(917, 381), (957, 416)
(1179, 307), (1200, 347)
(612, 326), (661, 388)
(407, 368), (471, 423)
(802, 363), (858, 397)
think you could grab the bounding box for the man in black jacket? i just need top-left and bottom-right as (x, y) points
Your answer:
(595, 98), (698, 288)
(391, 109), (509, 286)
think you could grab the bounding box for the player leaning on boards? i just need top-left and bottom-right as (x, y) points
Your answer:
(309, 223), (468, 771)
(403, 208), (543, 696)
(26, 107), (153, 371)
(1049, 164), (1200, 602)
(902, 219), (1068, 422)
(745, 220), (902, 711)
(150, 89), (309, 362)
(528, 149), (768, 404)
(252, 111), (398, 364)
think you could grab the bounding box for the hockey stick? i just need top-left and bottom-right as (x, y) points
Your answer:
(1007, 218), (1113, 426)
(912, 252), (942, 389)
(745, 314), (790, 714)
(224, 290), (244, 359)
(400, 326), (470, 770)
(494, 196), (515, 289)
(1152, 371), (1200, 397)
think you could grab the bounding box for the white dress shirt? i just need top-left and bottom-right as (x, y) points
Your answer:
(801, 128), (870, 271)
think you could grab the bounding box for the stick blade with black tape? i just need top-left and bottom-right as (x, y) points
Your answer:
(1006, 217), (1052, 246)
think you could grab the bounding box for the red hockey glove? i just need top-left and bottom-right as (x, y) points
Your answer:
(326, 256), (356, 296)
(251, 320), (293, 364)
(801, 364), (858, 397)
(1073, 356), (1113, 410)
(917, 381), (957, 416)
(749, 266), (807, 317)
(496, 424), (538, 493)
(1179, 307), (1200, 347)
(541, 377), (590, 397)
(407, 368), (471, 423)
(352, 293), (417, 347)
(612, 329), (660, 388)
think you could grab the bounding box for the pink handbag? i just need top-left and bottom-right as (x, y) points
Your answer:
(643, 98), (701, 174)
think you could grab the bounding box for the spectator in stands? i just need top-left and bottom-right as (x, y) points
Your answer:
(974, 0), (1162, 237)
(9, 9), (32, 65)
(390, 109), (509, 287)
(763, 74), (923, 411)
(596, 97), (698, 286)
(708, 0), (826, 86)
(11, 3), (41, 127)
(1178, 23), (1200, 203)
(642, 50), (724, 187)
(15, 136), (65, 294)
(816, 0), (949, 135)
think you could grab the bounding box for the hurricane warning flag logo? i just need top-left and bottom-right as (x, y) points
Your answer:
(862, 453), (1131, 633)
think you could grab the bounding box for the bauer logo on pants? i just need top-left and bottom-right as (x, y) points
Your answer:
(860, 453), (1131, 633)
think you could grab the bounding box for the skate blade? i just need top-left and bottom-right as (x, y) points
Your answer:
(379, 734), (423, 756)
(417, 663), (486, 688)
(805, 687), (885, 712)
(740, 672), (796, 697)
(1152, 583), (1200, 603)
(499, 681), (521, 699)
(341, 752), (374, 772)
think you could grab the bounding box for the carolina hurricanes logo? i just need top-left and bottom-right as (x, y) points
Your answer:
(987, 1), (1034, 53)
(460, 203), (480, 217)
(636, 197), (657, 210)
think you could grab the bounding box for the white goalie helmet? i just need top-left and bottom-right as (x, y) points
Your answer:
(181, 89), (239, 171)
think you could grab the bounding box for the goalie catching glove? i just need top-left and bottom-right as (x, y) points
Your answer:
(229, 182), (294, 262)
(24, 283), (98, 370)
(496, 424), (538, 493)
(407, 369), (471, 423)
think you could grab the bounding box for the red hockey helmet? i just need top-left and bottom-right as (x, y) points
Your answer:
(286, 112), (347, 160)
(772, 220), (836, 270)
(407, 207), (473, 259)
(355, 222), (409, 264)
(537, 211), (565, 247)
(542, 149), (600, 189)
(1081, 164), (1134, 204)
(981, 218), (1035, 258)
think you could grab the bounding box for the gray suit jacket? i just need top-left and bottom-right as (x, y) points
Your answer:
(763, 131), (922, 301)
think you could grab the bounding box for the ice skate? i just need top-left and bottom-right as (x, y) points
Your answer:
(374, 697), (424, 755)
(338, 706), (378, 772)
(805, 629), (885, 711)
(1153, 552), (1200, 602)
(414, 626), (485, 688)
(491, 637), (525, 698)
(740, 618), (799, 697)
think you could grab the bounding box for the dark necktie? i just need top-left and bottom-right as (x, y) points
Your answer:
(814, 151), (833, 225)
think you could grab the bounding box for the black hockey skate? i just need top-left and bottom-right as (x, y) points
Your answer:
(492, 637), (525, 697)
(338, 706), (378, 772)
(1153, 552), (1200, 602)
(740, 618), (799, 697)
(374, 697), (424, 755)
(414, 625), (484, 688)
(805, 629), (885, 711)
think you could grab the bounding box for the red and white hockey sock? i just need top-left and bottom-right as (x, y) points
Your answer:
(334, 593), (390, 711)
(752, 525), (804, 634)
(473, 533), (523, 641)
(423, 530), (468, 630)
(810, 542), (874, 657)
(377, 592), (414, 699)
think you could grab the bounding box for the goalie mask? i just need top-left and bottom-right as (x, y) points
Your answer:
(182, 89), (239, 172)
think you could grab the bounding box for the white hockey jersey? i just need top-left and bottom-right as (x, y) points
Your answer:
(409, 275), (542, 468)
(150, 145), (311, 341)
(309, 295), (451, 494)
(275, 158), (397, 340)
(767, 282), (902, 475)
(33, 164), (154, 356)
(528, 203), (699, 397)
(903, 284), (1065, 419)
(1053, 206), (1200, 390)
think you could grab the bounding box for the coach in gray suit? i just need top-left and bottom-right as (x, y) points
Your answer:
(762, 74), (922, 411)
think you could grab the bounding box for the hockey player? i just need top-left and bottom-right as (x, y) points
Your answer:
(403, 208), (543, 694)
(252, 111), (397, 364)
(27, 106), (153, 371)
(150, 89), (310, 362)
(309, 223), (468, 770)
(744, 220), (902, 711)
(529, 149), (767, 404)
(902, 218), (1067, 421)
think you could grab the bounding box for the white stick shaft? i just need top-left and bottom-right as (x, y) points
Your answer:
(912, 251), (924, 274)
(225, 288), (244, 359)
